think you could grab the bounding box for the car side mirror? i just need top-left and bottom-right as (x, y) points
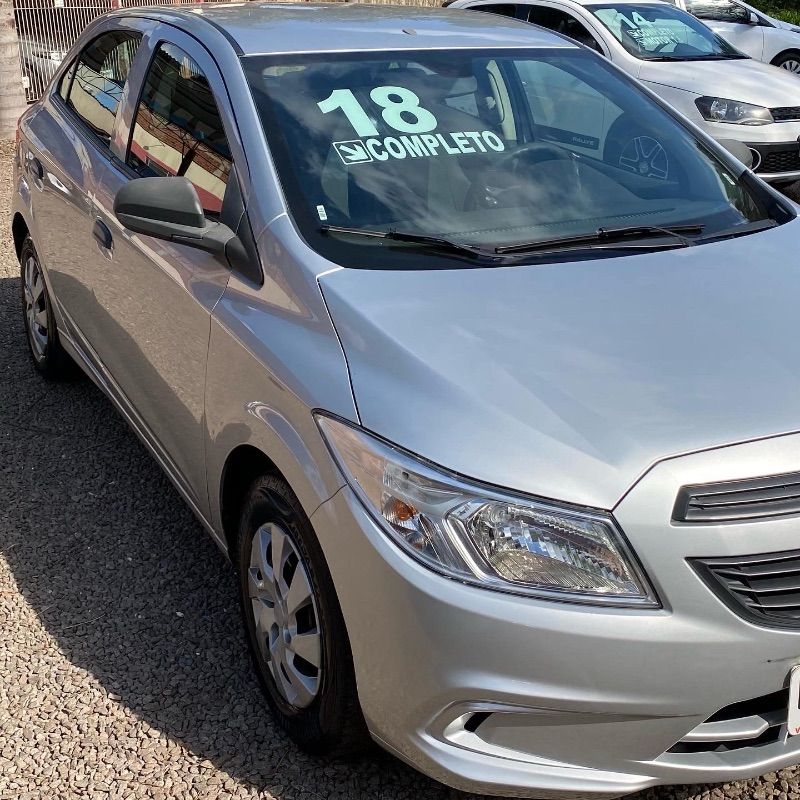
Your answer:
(747, 10), (759, 24)
(717, 138), (754, 169)
(114, 176), (235, 256)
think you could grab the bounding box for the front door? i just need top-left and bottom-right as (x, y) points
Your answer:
(683, 0), (765, 58)
(89, 32), (236, 516)
(32, 28), (142, 347)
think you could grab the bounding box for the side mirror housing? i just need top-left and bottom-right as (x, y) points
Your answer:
(114, 176), (235, 255)
(717, 138), (755, 169)
(748, 10), (759, 24)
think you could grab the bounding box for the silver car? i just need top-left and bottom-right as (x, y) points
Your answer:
(11, 3), (800, 798)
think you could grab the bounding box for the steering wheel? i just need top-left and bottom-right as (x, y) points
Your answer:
(464, 141), (573, 211)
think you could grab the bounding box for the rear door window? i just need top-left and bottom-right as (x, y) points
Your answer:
(65, 31), (141, 146)
(475, 4), (519, 17)
(127, 42), (232, 216)
(527, 7), (604, 51)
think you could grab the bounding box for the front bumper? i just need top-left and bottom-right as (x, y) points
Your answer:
(693, 117), (800, 183)
(311, 431), (800, 798)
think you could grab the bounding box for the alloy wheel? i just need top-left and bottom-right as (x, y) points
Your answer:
(780, 58), (800, 74)
(618, 136), (669, 181)
(248, 522), (322, 709)
(23, 253), (48, 359)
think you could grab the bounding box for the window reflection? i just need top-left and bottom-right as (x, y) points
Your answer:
(127, 43), (231, 215)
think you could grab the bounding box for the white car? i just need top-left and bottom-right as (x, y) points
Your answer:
(450, 0), (800, 183)
(674, 0), (800, 74)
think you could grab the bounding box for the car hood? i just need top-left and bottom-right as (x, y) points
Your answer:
(638, 57), (799, 105)
(319, 220), (800, 510)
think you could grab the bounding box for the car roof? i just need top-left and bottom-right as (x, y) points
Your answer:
(467, 0), (674, 5)
(112, 2), (580, 56)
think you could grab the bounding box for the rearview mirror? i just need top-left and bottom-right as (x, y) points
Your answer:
(114, 176), (235, 255)
(717, 138), (754, 169)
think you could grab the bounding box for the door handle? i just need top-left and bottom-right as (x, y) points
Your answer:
(27, 156), (44, 181)
(92, 219), (113, 251)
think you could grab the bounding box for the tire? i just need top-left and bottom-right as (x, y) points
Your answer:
(236, 474), (370, 757)
(20, 235), (79, 381)
(604, 116), (673, 182)
(772, 51), (800, 75)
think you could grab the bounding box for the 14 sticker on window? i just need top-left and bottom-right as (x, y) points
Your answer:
(319, 85), (506, 165)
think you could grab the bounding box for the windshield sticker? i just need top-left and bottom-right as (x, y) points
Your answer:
(316, 205), (328, 221)
(320, 85), (505, 166)
(627, 27), (680, 48)
(333, 131), (504, 165)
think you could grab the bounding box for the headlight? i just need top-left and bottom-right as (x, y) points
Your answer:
(316, 414), (658, 608)
(696, 97), (773, 126)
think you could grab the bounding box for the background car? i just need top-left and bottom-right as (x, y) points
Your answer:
(673, 0), (800, 73)
(17, 34), (69, 98)
(451, 0), (800, 182)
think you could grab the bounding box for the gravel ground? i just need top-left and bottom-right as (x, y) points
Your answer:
(2, 135), (800, 800)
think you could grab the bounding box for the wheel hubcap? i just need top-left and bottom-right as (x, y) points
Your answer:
(781, 59), (800, 74)
(248, 522), (322, 709)
(619, 136), (669, 181)
(23, 254), (48, 358)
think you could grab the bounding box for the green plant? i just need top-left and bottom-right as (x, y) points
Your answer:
(750, 1), (800, 24)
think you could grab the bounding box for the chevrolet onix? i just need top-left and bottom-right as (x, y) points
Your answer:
(12, 3), (800, 798)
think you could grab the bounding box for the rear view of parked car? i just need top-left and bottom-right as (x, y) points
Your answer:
(12, 4), (800, 799)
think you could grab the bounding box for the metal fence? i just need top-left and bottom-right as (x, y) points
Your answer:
(14, 0), (438, 102)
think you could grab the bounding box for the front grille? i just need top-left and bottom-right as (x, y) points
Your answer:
(668, 688), (787, 754)
(771, 106), (800, 122)
(758, 147), (800, 175)
(693, 549), (800, 628)
(673, 471), (800, 523)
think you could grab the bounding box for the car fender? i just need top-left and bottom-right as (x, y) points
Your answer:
(204, 223), (358, 549)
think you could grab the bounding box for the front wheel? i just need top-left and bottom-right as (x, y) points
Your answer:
(236, 474), (370, 757)
(772, 51), (800, 75)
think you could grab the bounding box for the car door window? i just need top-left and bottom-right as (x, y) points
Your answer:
(475, 4), (518, 17)
(527, 7), (604, 52)
(685, 0), (752, 24)
(127, 42), (232, 216)
(65, 31), (141, 146)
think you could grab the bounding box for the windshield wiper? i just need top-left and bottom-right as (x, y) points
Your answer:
(319, 224), (495, 261)
(494, 224), (705, 255)
(647, 54), (748, 61)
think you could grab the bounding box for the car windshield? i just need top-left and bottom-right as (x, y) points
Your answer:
(243, 48), (781, 270)
(588, 3), (747, 60)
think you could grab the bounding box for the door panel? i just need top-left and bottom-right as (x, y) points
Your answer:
(704, 19), (764, 57)
(29, 29), (141, 345)
(684, 0), (764, 57)
(91, 161), (230, 509)
(87, 36), (236, 514)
